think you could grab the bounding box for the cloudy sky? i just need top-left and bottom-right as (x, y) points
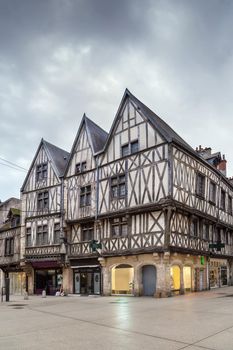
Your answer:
(1, 0), (233, 201)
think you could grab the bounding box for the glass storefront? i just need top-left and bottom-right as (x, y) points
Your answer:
(209, 259), (228, 288)
(74, 267), (101, 295)
(34, 269), (62, 295)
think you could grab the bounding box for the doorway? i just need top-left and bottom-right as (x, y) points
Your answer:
(183, 266), (192, 292)
(170, 265), (181, 294)
(111, 264), (134, 295)
(142, 265), (156, 296)
(74, 269), (101, 295)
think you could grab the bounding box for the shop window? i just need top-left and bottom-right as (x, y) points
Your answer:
(37, 225), (48, 245)
(26, 227), (32, 247)
(36, 163), (47, 181)
(209, 181), (216, 204)
(80, 185), (91, 207)
(196, 173), (205, 198)
(111, 174), (126, 199)
(54, 223), (60, 244)
(5, 237), (14, 256)
(81, 224), (94, 241)
(111, 217), (129, 237)
(75, 161), (87, 174)
(37, 191), (49, 211)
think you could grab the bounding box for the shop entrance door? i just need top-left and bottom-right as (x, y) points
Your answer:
(74, 269), (101, 295)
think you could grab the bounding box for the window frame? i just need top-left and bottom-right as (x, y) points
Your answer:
(5, 237), (14, 256)
(121, 140), (139, 157)
(110, 174), (127, 199)
(196, 172), (205, 198)
(75, 161), (87, 174)
(36, 162), (48, 182)
(220, 189), (226, 211)
(209, 181), (216, 205)
(111, 216), (129, 237)
(26, 227), (32, 247)
(228, 195), (232, 216)
(36, 225), (48, 246)
(81, 224), (94, 242)
(37, 191), (49, 211)
(80, 185), (91, 207)
(54, 223), (60, 244)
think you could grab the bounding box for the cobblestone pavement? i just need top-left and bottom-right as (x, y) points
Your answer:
(1, 288), (233, 350)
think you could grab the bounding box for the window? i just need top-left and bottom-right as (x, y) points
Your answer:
(81, 224), (94, 241)
(111, 174), (126, 199)
(121, 140), (139, 157)
(36, 163), (47, 181)
(209, 181), (216, 204)
(190, 219), (198, 237)
(228, 195), (232, 215)
(37, 225), (48, 245)
(37, 191), (49, 211)
(5, 238), (14, 256)
(203, 223), (209, 240)
(75, 161), (87, 174)
(54, 223), (60, 244)
(111, 217), (128, 237)
(196, 173), (205, 198)
(80, 186), (91, 207)
(26, 227), (32, 247)
(220, 189), (226, 211)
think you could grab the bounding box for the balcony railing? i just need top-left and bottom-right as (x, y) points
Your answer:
(25, 245), (61, 257)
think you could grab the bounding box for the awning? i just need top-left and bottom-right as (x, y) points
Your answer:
(71, 265), (100, 269)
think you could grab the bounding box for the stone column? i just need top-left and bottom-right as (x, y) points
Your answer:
(99, 258), (111, 296)
(155, 252), (171, 298)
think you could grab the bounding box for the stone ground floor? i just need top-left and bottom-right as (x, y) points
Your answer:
(13, 252), (232, 297)
(2, 287), (233, 350)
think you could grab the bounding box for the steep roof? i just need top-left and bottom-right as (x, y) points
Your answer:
(128, 90), (194, 152)
(84, 115), (108, 154)
(43, 140), (69, 176)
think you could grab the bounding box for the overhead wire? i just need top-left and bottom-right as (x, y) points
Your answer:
(0, 157), (27, 171)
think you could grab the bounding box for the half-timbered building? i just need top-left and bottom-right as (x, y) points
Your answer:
(0, 198), (24, 295)
(63, 89), (233, 297)
(21, 139), (69, 295)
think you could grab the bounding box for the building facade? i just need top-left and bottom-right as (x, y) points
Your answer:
(0, 199), (25, 295)
(18, 89), (233, 297)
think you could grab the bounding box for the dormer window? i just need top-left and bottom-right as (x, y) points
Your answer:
(75, 161), (87, 174)
(121, 140), (139, 157)
(36, 163), (48, 181)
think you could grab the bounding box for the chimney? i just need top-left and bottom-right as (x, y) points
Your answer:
(217, 154), (227, 176)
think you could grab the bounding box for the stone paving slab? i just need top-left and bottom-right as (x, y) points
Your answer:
(1, 288), (233, 350)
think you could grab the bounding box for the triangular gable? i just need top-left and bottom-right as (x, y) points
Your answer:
(64, 114), (108, 177)
(103, 89), (194, 154)
(21, 139), (67, 192)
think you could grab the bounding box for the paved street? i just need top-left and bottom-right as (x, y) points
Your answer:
(1, 288), (233, 350)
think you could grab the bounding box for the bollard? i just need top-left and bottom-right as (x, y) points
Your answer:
(23, 291), (29, 300)
(42, 290), (46, 298)
(5, 278), (10, 302)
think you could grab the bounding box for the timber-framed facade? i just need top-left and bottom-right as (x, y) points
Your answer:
(16, 89), (233, 297)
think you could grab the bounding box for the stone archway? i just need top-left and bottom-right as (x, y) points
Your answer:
(111, 264), (134, 295)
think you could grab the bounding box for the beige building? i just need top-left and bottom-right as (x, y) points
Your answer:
(19, 89), (233, 297)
